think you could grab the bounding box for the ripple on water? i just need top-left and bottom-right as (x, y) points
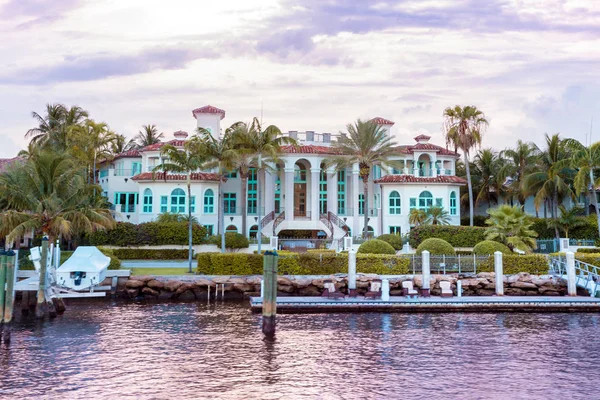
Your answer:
(1, 301), (600, 399)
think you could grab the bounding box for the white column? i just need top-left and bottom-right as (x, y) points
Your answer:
(382, 279), (390, 301)
(422, 250), (431, 296)
(310, 167), (320, 221)
(327, 167), (337, 215)
(264, 169), (274, 215)
(566, 251), (577, 296)
(348, 249), (357, 296)
(284, 168), (294, 221)
(352, 164), (360, 235)
(494, 251), (504, 296)
(431, 154), (437, 177)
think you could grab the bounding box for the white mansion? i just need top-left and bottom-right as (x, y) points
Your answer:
(98, 105), (466, 239)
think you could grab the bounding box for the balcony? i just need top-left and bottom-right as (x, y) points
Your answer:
(281, 131), (340, 145)
(113, 169), (142, 177)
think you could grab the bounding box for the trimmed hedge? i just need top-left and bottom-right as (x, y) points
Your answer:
(112, 248), (190, 260)
(357, 239), (396, 255)
(207, 233), (250, 251)
(86, 222), (208, 247)
(461, 215), (488, 227)
(98, 247), (122, 270)
(197, 253), (410, 275)
(531, 216), (598, 240)
(478, 254), (548, 275)
(377, 234), (404, 250)
(409, 225), (486, 248)
(416, 238), (455, 255)
(473, 240), (512, 255)
(574, 248), (600, 254)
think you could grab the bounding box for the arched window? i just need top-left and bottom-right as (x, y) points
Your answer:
(204, 189), (214, 214)
(450, 191), (457, 215)
(226, 225), (238, 233)
(142, 188), (153, 213)
(170, 188), (186, 213)
(367, 226), (375, 238)
(389, 191), (401, 215)
(249, 225), (258, 238)
(418, 191), (433, 211)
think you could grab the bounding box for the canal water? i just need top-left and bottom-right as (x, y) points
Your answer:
(1, 301), (599, 399)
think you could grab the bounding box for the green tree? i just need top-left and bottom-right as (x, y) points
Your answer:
(409, 208), (427, 226)
(331, 119), (400, 238)
(111, 133), (137, 155)
(546, 205), (586, 238)
(472, 148), (507, 209)
(563, 138), (600, 237)
(444, 105), (489, 226)
(135, 124), (164, 148)
(485, 205), (538, 253)
(153, 142), (206, 273)
(501, 140), (540, 205)
(424, 206), (451, 225)
(70, 120), (118, 183)
(25, 104), (89, 151)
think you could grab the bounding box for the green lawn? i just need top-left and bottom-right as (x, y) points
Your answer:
(129, 268), (192, 276)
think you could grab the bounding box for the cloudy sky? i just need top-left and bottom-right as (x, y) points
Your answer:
(0, 0), (599, 158)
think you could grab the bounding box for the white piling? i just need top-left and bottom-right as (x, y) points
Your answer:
(260, 280), (264, 298)
(566, 251), (577, 296)
(494, 251), (504, 296)
(457, 280), (462, 297)
(382, 279), (390, 301)
(422, 250), (431, 297)
(348, 249), (357, 296)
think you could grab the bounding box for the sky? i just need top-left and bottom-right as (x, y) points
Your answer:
(0, 0), (599, 158)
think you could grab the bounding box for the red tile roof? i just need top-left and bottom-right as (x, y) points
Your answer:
(132, 172), (221, 182)
(374, 174), (467, 185)
(414, 134), (431, 141)
(393, 143), (459, 157)
(281, 145), (341, 155)
(113, 149), (141, 160)
(192, 105), (226, 120)
(370, 117), (395, 126)
(141, 139), (187, 152)
(0, 157), (24, 173)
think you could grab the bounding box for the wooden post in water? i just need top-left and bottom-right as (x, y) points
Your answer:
(36, 237), (49, 319)
(3, 250), (17, 344)
(0, 250), (6, 333)
(262, 250), (278, 338)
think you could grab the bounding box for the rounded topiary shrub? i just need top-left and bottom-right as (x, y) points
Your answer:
(357, 239), (396, 255)
(377, 234), (403, 250)
(473, 240), (512, 255)
(416, 238), (455, 255)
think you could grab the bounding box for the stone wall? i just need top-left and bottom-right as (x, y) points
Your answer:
(113, 272), (569, 301)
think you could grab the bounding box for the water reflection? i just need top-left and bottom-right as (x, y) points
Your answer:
(1, 301), (600, 399)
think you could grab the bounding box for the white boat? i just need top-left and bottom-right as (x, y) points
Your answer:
(56, 247), (110, 290)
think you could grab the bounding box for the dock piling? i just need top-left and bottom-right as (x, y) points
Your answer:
(348, 249), (357, 297)
(382, 279), (390, 301)
(36, 237), (49, 319)
(421, 250), (431, 297)
(0, 250), (6, 332)
(3, 250), (17, 344)
(262, 250), (278, 338)
(566, 251), (577, 296)
(494, 251), (504, 296)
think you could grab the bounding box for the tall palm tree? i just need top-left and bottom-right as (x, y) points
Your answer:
(523, 134), (575, 237)
(153, 142), (206, 272)
(546, 205), (585, 238)
(444, 105), (488, 226)
(193, 129), (238, 253)
(424, 206), (451, 225)
(234, 117), (295, 251)
(0, 150), (114, 316)
(563, 138), (600, 237)
(331, 119), (400, 238)
(25, 104), (89, 151)
(471, 148), (509, 209)
(501, 140), (540, 205)
(135, 124), (164, 148)
(485, 205), (538, 253)
(111, 134), (137, 155)
(70, 120), (117, 183)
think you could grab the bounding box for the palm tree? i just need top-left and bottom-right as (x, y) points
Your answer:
(111, 134), (137, 155)
(193, 129), (238, 253)
(70, 120), (117, 183)
(233, 117), (295, 251)
(424, 206), (451, 225)
(153, 142), (206, 273)
(501, 140), (540, 205)
(522, 134), (575, 237)
(331, 119), (400, 238)
(546, 205), (585, 238)
(444, 105), (489, 226)
(485, 205), (538, 253)
(563, 138), (600, 237)
(409, 209), (427, 226)
(0, 150), (114, 315)
(25, 104), (89, 151)
(135, 124), (164, 148)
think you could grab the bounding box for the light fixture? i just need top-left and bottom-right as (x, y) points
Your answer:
(230, 217), (234, 222)
(254, 217), (258, 222)
(124, 178), (128, 183)
(126, 215), (131, 220)
(343, 217), (347, 222)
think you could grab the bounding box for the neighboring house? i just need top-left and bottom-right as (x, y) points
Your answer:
(98, 105), (466, 238)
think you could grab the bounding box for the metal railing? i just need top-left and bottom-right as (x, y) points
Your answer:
(320, 213), (334, 238)
(279, 238), (333, 251)
(570, 239), (596, 246)
(114, 169), (142, 177)
(273, 211), (285, 236)
(327, 211), (350, 238)
(260, 211), (275, 230)
(403, 254), (490, 275)
(549, 255), (600, 295)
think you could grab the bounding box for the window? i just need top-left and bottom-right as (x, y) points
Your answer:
(190, 196), (196, 213)
(142, 189), (152, 213)
(275, 167), (282, 213)
(204, 189), (214, 214)
(224, 193), (236, 214)
(225, 224), (238, 233)
(294, 164), (307, 182)
(374, 193), (380, 209)
(114, 192), (138, 213)
(248, 168), (257, 214)
(389, 226), (401, 235)
(389, 191), (401, 215)
(160, 196), (168, 213)
(319, 168), (327, 214)
(435, 198), (443, 208)
(358, 194), (365, 215)
(409, 198), (416, 210)
(337, 170), (346, 215)
(418, 191), (433, 211)
(249, 225), (259, 238)
(170, 188), (186, 213)
(225, 171), (237, 179)
(373, 165), (382, 179)
(450, 192), (457, 215)
(204, 225), (214, 236)
(132, 162), (142, 176)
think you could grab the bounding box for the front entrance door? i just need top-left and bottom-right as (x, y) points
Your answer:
(294, 183), (306, 217)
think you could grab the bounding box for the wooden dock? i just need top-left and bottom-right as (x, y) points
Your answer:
(249, 296), (600, 313)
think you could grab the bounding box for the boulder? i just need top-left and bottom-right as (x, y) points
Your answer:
(277, 285), (295, 293)
(176, 283), (195, 295)
(212, 276), (230, 284)
(516, 272), (532, 282)
(164, 280), (184, 292)
(141, 287), (159, 297)
(277, 277), (293, 286)
(147, 280), (164, 290)
(357, 274), (378, 281)
(478, 289), (495, 296)
(311, 279), (325, 288)
(507, 274), (521, 284)
(246, 276), (262, 285)
(531, 277), (554, 286)
(228, 277), (247, 284)
(177, 290), (196, 301)
(460, 279), (481, 288)
(390, 290), (404, 296)
(299, 286), (321, 296)
(194, 279), (215, 288)
(126, 288), (139, 298)
(477, 272), (495, 279)
(511, 281), (538, 289)
(293, 278), (313, 288)
(413, 276), (423, 287)
(356, 281), (370, 289)
(233, 283), (254, 292)
(505, 287), (526, 296)
(541, 290), (560, 296)
(129, 275), (154, 283)
(125, 279), (145, 289)
(158, 290), (175, 300)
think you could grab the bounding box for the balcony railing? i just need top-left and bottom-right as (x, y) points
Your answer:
(113, 169), (142, 177)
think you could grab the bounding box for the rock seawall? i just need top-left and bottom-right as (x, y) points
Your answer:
(112, 272), (571, 301)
